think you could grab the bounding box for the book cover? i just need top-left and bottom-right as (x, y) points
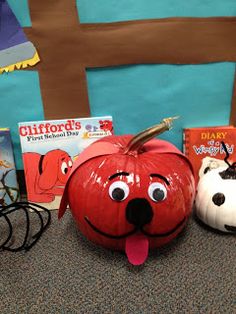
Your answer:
(18, 117), (113, 210)
(183, 125), (236, 181)
(0, 128), (20, 205)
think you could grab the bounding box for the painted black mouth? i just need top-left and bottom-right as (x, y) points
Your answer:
(225, 225), (236, 233)
(84, 216), (137, 239)
(141, 217), (186, 237)
(84, 216), (186, 239)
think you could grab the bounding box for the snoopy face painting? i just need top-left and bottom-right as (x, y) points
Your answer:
(195, 143), (236, 233)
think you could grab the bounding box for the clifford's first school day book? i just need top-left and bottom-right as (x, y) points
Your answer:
(0, 128), (20, 205)
(183, 125), (236, 181)
(18, 117), (113, 210)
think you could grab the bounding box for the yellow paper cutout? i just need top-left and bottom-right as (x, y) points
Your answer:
(0, 51), (40, 74)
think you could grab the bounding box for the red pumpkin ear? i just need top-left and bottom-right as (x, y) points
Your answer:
(58, 141), (120, 219)
(38, 150), (59, 190)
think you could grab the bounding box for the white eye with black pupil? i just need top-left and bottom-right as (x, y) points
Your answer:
(109, 181), (129, 201)
(61, 161), (68, 174)
(148, 182), (167, 202)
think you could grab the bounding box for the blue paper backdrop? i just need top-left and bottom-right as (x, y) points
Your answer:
(77, 0), (236, 23)
(7, 0), (31, 26)
(87, 63), (235, 148)
(0, 71), (44, 169)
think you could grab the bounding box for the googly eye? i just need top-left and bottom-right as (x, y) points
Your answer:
(61, 161), (68, 175)
(68, 160), (73, 168)
(109, 181), (129, 202)
(148, 182), (167, 202)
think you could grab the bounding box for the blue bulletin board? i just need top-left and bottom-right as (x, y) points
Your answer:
(86, 63), (235, 150)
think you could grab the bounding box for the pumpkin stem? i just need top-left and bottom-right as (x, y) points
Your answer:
(123, 116), (179, 154)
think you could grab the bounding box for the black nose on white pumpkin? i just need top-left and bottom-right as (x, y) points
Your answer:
(126, 198), (153, 227)
(212, 193), (225, 206)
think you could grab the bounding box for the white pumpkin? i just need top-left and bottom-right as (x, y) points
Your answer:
(195, 164), (236, 233)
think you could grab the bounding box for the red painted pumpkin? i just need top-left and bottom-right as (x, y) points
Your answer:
(59, 118), (195, 265)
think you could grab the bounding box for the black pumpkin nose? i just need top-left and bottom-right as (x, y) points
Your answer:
(126, 198), (153, 227)
(212, 193), (225, 206)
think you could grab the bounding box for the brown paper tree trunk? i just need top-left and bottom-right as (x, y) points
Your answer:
(24, 0), (236, 122)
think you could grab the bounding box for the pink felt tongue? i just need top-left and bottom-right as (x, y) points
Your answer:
(125, 233), (149, 265)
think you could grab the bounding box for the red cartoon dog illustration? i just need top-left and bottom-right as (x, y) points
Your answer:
(99, 120), (113, 133)
(23, 149), (73, 203)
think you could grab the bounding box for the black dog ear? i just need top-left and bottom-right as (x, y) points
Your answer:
(38, 155), (45, 175)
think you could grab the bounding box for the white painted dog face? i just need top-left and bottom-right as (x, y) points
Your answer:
(195, 159), (236, 233)
(198, 156), (226, 179)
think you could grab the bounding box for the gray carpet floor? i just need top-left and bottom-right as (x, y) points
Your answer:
(0, 209), (235, 314)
